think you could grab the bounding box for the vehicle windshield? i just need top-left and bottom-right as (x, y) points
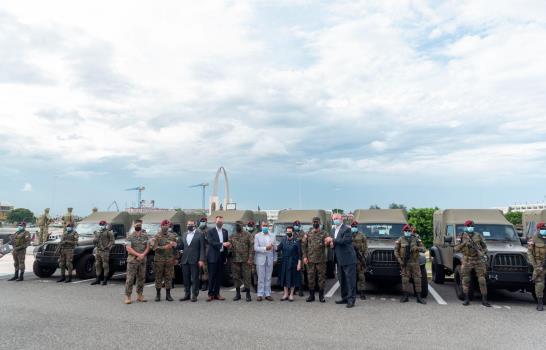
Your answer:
(273, 223), (314, 237)
(455, 224), (518, 242)
(358, 223), (405, 239)
(127, 223), (162, 236)
(75, 223), (101, 237)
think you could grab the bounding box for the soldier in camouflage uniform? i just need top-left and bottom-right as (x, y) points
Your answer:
(198, 217), (209, 292)
(246, 220), (258, 293)
(62, 207), (74, 228)
(124, 219), (150, 304)
(229, 220), (254, 302)
(293, 220), (306, 297)
(8, 222), (31, 281)
(394, 224), (426, 304)
(57, 222), (78, 283)
(151, 219), (177, 302)
(37, 208), (53, 244)
(91, 220), (114, 286)
(301, 217), (327, 303)
(528, 222), (546, 311)
(350, 221), (368, 300)
(455, 220), (491, 307)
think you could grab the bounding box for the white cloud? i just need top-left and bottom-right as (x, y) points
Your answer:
(21, 183), (32, 192)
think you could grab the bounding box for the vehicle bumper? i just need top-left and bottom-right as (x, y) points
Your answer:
(487, 271), (532, 288)
(34, 255), (59, 268)
(366, 266), (401, 279)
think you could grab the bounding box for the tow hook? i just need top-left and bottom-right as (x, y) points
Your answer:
(488, 274), (498, 281)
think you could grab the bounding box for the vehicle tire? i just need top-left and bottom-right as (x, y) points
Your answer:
(420, 264), (429, 298)
(145, 259), (155, 283)
(32, 261), (55, 278)
(431, 256), (445, 284)
(326, 261), (335, 279)
(454, 265), (465, 300)
(76, 254), (96, 280)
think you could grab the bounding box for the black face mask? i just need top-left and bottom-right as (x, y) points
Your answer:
(236, 224), (242, 232)
(313, 223), (320, 229)
(287, 232), (293, 238)
(134, 226), (142, 232)
(216, 222), (223, 229)
(187, 225), (195, 231)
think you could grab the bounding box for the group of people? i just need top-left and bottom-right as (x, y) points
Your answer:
(6, 213), (546, 312)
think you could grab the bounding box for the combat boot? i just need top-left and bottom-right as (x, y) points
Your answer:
(462, 293), (470, 306)
(200, 280), (208, 292)
(124, 295), (132, 305)
(416, 295), (427, 304)
(319, 289), (326, 303)
(8, 270), (19, 281)
(57, 275), (66, 283)
(233, 287), (241, 301)
(306, 289), (315, 302)
(400, 292), (409, 303)
(101, 276), (108, 286)
(65, 273), (72, 283)
(16, 270), (24, 281)
(537, 298), (544, 311)
(246, 289), (252, 302)
(166, 289), (173, 301)
(90, 274), (102, 285)
(481, 294), (491, 307)
(360, 291), (367, 300)
(298, 289), (304, 297)
(137, 293), (147, 303)
(155, 288), (161, 302)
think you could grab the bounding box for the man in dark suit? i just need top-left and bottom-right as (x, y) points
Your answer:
(326, 213), (357, 308)
(206, 215), (230, 301)
(178, 220), (205, 302)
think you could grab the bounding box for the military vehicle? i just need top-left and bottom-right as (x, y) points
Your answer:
(272, 209), (334, 279)
(353, 209), (428, 298)
(522, 209), (546, 238)
(430, 209), (531, 300)
(135, 210), (205, 282)
(33, 211), (142, 280)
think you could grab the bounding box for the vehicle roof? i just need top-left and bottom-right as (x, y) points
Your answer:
(208, 210), (254, 223)
(434, 209), (510, 225)
(352, 209), (408, 223)
(139, 210), (193, 223)
(80, 211), (134, 224)
(276, 209), (328, 223)
(522, 210), (546, 220)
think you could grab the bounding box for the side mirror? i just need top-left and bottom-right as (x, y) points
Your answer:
(444, 236), (453, 244)
(520, 237), (528, 245)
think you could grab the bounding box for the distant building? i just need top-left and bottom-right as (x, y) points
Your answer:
(494, 202), (546, 213)
(0, 202), (14, 221)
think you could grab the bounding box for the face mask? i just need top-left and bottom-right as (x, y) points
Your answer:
(17, 226), (23, 231)
(351, 227), (358, 233)
(161, 227), (168, 233)
(333, 219), (341, 226)
(187, 225), (195, 231)
(313, 223), (320, 229)
(134, 226), (142, 232)
(216, 222), (223, 229)
(199, 222), (207, 229)
(404, 231), (411, 237)
(262, 227), (269, 234)
(66, 227), (73, 233)
(287, 232), (293, 238)
(465, 227), (474, 233)
(293, 225), (300, 231)
(99, 225), (106, 230)
(540, 230), (546, 236)
(246, 226), (254, 232)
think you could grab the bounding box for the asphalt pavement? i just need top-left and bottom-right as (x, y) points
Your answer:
(1, 267), (544, 350)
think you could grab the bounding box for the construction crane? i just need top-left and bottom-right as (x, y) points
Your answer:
(190, 182), (209, 211)
(125, 186), (145, 208)
(107, 201), (119, 212)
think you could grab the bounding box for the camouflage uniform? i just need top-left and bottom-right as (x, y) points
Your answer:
(352, 231), (368, 293)
(62, 208), (74, 228)
(58, 229), (78, 280)
(528, 234), (546, 300)
(93, 227), (114, 278)
(10, 230), (30, 280)
(152, 231), (177, 290)
(37, 209), (53, 244)
(455, 232), (488, 296)
(229, 230), (254, 290)
(125, 232), (149, 297)
(301, 229), (328, 291)
(394, 234), (425, 293)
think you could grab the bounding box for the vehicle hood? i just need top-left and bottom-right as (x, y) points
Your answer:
(367, 239), (397, 250)
(485, 241), (527, 254)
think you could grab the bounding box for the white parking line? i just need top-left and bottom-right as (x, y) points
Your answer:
(71, 273), (126, 284)
(427, 285), (447, 305)
(504, 306), (511, 310)
(325, 281), (339, 298)
(145, 283), (155, 288)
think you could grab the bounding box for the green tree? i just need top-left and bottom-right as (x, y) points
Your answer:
(6, 208), (36, 224)
(504, 211), (522, 226)
(407, 207), (438, 248)
(369, 204), (381, 209)
(389, 203), (407, 210)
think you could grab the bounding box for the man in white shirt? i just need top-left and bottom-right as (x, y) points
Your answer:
(254, 221), (276, 301)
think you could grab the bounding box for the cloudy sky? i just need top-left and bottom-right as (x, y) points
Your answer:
(1, 0), (545, 216)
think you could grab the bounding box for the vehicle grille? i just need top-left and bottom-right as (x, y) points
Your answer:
(43, 243), (59, 256)
(371, 250), (398, 267)
(110, 244), (126, 255)
(492, 254), (528, 273)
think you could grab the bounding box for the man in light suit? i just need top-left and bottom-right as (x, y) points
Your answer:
(178, 220), (205, 302)
(254, 221), (276, 301)
(206, 216), (230, 302)
(326, 213), (357, 308)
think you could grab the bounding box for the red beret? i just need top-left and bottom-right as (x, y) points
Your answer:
(351, 221), (358, 227)
(248, 220), (256, 226)
(402, 224), (411, 232)
(161, 219), (171, 226)
(464, 220), (474, 227)
(537, 222), (545, 230)
(293, 220), (301, 226)
(99, 220), (107, 225)
(199, 217), (207, 222)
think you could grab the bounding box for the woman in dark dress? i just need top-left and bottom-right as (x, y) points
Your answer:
(277, 226), (301, 301)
